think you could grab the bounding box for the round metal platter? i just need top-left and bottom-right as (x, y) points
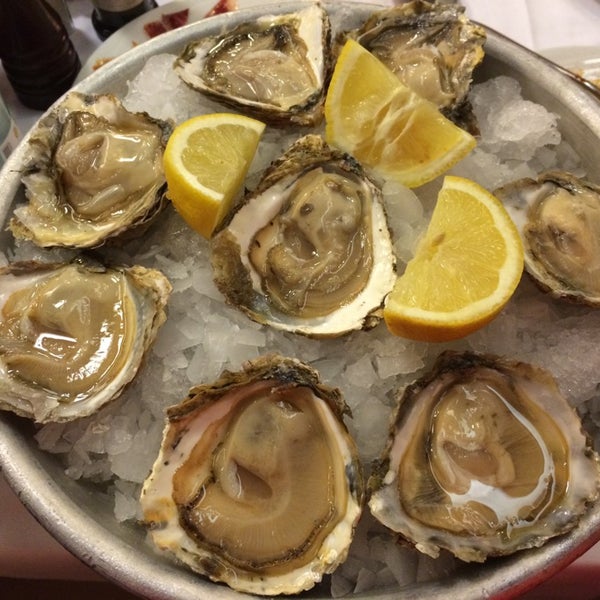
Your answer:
(1, 2), (600, 599)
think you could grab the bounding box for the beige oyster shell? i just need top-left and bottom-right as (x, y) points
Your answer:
(368, 350), (600, 563)
(495, 170), (600, 307)
(342, 0), (486, 133)
(210, 134), (396, 338)
(173, 4), (331, 126)
(10, 92), (172, 249)
(0, 260), (171, 423)
(140, 354), (364, 596)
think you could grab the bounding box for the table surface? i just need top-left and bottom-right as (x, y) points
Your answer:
(1, 0), (600, 597)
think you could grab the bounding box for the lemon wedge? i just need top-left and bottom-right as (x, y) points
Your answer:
(383, 175), (524, 341)
(324, 39), (476, 188)
(163, 113), (265, 238)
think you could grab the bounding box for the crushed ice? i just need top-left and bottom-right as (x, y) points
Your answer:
(15, 48), (600, 597)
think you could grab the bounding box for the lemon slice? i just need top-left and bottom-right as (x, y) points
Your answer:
(163, 113), (265, 238)
(383, 176), (524, 342)
(324, 39), (476, 188)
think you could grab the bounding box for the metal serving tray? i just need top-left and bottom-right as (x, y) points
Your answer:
(1, 3), (600, 598)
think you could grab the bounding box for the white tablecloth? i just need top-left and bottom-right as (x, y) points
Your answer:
(462, 0), (600, 50)
(1, 0), (600, 592)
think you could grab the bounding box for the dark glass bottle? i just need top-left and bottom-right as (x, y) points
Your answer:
(0, 94), (20, 168)
(91, 0), (158, 41)
(0, 0), (81, 111)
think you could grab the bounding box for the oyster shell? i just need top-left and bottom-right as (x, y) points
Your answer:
(368, 350), (600, 562)
(342, 0), (486, 133)
(0, 260), (171, 423)
(9, 92), (172, 249)
(210, 134), (396, 337)
(495, 170), (600, 306)
(173, 4), (331, 126)
(140, 354), (364, 596)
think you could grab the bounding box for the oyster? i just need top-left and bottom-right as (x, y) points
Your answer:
(495, 170), (600, 306)
(0, 260), (171, 423)
(140, 354), (364, 596)
(368, 350), (600, 562)
(342, 0), (486, 133)
(210, 134), (396, 337)
(173, 4), (331, 126)
(10, 92), (172, 249)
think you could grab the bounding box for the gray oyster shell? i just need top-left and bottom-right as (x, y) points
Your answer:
(368, 350), (600, 562)
(0, 259), (171, 423)
(10, 92), (172, 249)
(495, 170), (600, 307)
(140, 354), (364, 596)
(210, 134), (396, 337)
(173, 4), (331, 126)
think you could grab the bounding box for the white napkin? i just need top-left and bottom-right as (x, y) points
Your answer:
(461, 0), (600, 51)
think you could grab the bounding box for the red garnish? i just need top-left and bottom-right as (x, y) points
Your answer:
(142, 2), (238, 40)
(162, 9), (190, 30)
(143, 8), (190, 39)
(143, 20), (167, 38)
(205, 0), (238, 17)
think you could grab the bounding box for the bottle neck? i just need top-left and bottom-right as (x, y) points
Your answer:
(92, 0), (148, 11)
(91, 0), (158, 40)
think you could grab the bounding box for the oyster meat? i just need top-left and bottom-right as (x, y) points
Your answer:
(10, 92), (172, 248)
(368, 350), (600, 562)
(342, 0), (486, 133)
(140, 354), (363, 596)
(173, 4), (331, 126)
(495, 170), (600, 306)
(210, 134), (396, 337)
(0, 260), (171, 423)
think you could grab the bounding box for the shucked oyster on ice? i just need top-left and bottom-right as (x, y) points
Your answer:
(495, 170), (600, 307)
(10, 92), (172, 249)
(0, 260), (171, 423)
(140, 354), (364, 596)
(342, 0), (486, 133)
(210, 134), (396, 338)
(368, 351), (600, 563)
(173, 4), (331, 126)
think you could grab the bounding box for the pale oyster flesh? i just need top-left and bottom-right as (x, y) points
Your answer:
(10, 92), (172, 248)
(495, 170), (600, 306)
(211, 134), (396, 337)
(343, 0), (486, 133)
(368, 351), (600, 562)
(174, 4), (331, 126)
(140, 354), (363, 596)
(0, 260), (171, 423)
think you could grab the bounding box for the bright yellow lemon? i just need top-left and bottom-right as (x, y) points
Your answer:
(383, 176), (524, 342)
(163, 113), (265, 238)
(325, 39), (476, 188)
